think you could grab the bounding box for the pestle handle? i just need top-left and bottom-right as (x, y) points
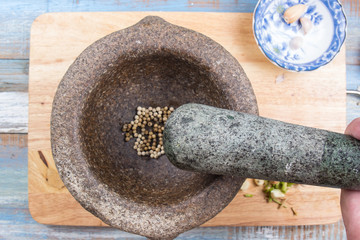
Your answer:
(164, 104), (360, 190)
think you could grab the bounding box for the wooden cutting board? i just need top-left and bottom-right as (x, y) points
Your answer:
(28, 12), (346, 227)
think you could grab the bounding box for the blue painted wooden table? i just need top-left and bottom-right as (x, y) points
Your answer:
(0, 0), (359, 239)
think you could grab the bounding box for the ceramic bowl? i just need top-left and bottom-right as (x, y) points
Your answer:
(253, 0), (347, 71)
(51, 16), (258, 239)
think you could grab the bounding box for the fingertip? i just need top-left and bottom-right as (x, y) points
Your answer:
(345, 117), (360, 140)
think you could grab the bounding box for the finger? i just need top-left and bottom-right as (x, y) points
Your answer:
(341, 189), (360, 240)
(344, 117), (360, 140)
(342, 118), (360, 239)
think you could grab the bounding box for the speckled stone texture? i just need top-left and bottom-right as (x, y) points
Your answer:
(164, 103), (360, 190)
(51, 16), (258, 239)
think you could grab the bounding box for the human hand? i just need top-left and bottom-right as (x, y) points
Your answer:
(340, 118), (360, 240)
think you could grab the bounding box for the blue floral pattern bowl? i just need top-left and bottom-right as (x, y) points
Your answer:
(253, 0), (347, 71)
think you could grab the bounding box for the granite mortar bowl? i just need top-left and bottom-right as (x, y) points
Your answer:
(51, 16), (258, 239)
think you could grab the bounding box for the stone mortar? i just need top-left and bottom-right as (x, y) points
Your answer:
(164, 103), (360, 190)
(51, 16), (258, 239)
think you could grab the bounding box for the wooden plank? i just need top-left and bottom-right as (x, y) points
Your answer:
(0, 0), (47, 59)
(0, 134), (27, 212)
(0, 59), (28, 92)
(347, 65), (360, 90)
(47, 0), (256, 12)
(0, 133), (27, 147)
(345, 15), (360, 66)
(346, 65), (360, 124)
(343, 0), (360, 15)
(0, 59), (29, 133)
(28, 12), (345, 228)
(347, 94), (360, 124)
(0, 92), (28, 133)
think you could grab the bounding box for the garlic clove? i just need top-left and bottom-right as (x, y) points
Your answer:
(283, 4), (308, 24)
(300, 17), (313, 35)
(289, 36), (303, 50)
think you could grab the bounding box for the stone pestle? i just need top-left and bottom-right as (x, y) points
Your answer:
(164, 103), (360, 190)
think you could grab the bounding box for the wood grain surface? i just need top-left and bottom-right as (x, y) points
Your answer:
(28, 12), (346, 228)
(0, 0), (357, 238)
